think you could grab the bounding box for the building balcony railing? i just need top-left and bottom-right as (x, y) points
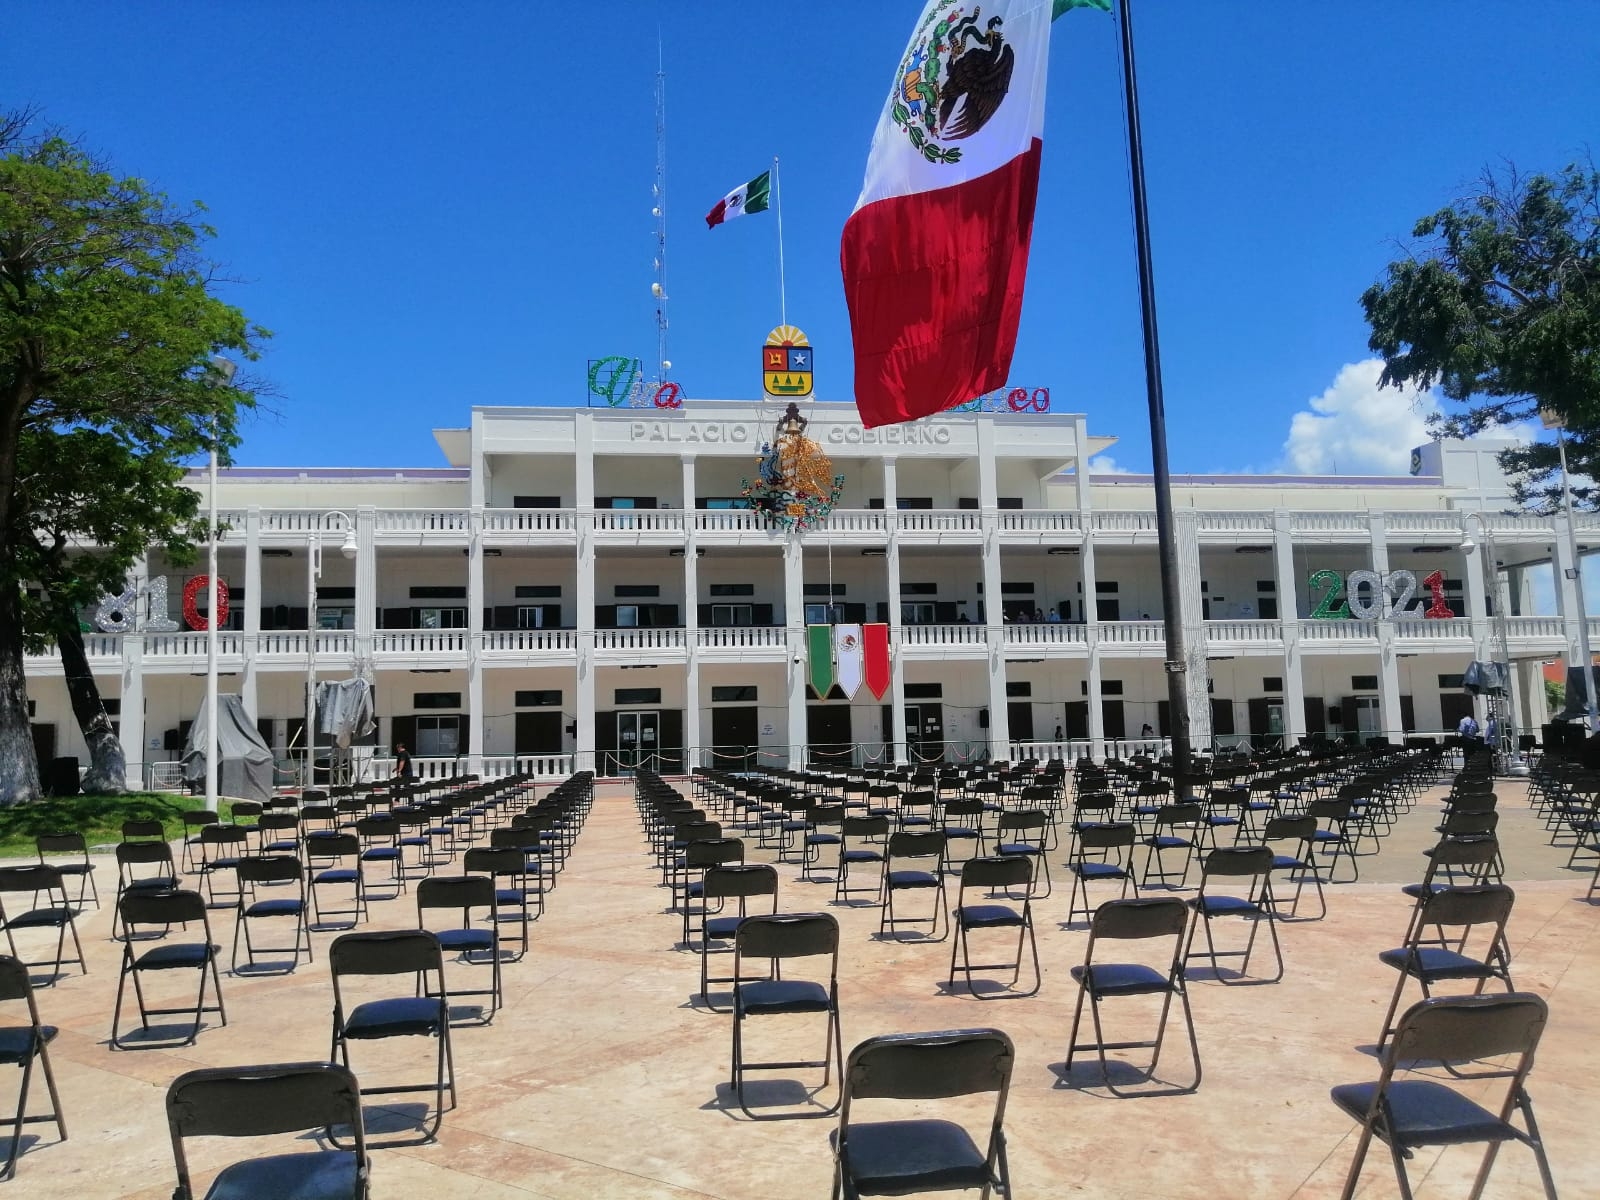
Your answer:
(373, 630), (468, 655)
(375, 510), (471, 535)
(594, 628), (686, 652)
(483, 509), (575, 535)
(1096, 620), (1165, 644)
(999, 511), (1082, 534)
(591, 510), (684, 534)
(1002, 623), (1088, 647)
(900, 623), (986, 646)
(482, 629), (578, 653)
(1195, 513), (1275, 535)
(1299, 621), (1378, 642)
(146, 632), (244, 657)
(1393, 617), (1473, 639)
(1203, 620), (1282, 643)
(895, 510), (983, 535)
(696, 626), (786, 650)
(1289, 512), (1373, 537)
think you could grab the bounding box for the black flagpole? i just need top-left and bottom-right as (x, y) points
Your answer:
(1116, 0), (1194, 795)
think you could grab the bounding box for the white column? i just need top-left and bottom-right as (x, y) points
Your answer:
(1175, 510), (1212, 748)
(355, 506), (378, 753)
(883, 457), (906, 764)
(977, 420), (1009, 754)
(784, 533), (807, 768)
(120, 635), (146, 790)
(1273, 511), (1306, 747)
(681, 454), (700, 767)
(240, 507), (261, 721)
(1370, 515), (1403, 740)
(466, 505), (485, 776)
(574, 413), (597, 773)
(1082, 532), (1104, 759)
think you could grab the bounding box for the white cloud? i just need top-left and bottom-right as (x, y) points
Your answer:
(1088, 455), (1134, 474)
(1280, 360), (1435, 475)
(1279, 359), (1539, 476)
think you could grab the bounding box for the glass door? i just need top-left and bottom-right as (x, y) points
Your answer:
(616, 710), (659, 775)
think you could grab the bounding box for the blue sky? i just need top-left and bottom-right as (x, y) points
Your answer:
(9, 2), (1598, 474)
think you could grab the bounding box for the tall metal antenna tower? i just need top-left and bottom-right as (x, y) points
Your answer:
(651, 39), (669, 380)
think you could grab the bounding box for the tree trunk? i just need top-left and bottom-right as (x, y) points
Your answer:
(0, 585), (43, 806)
(53, 610), (127, 794)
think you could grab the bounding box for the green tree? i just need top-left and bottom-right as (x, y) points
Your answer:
(1362, 161), (1600, 510)
(0, 114), (264, 804)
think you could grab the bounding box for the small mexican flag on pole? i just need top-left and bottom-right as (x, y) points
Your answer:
(705, 170), (771, 228)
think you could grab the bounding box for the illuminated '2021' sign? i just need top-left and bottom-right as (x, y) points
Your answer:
(1308, 568), (1454, 621)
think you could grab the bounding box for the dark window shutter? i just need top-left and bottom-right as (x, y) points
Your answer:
(1101, 699), (1126, 740)
(390, 715), (417, 754)
(934, 602), (958, 623)
(753, 604), (774, 625)
(1400, 694), (1415, 733)
(289, 607), (309, 628)
(1063, 701), (1088, 741)
(1211, 698), (1235, 736)
(1303, 696), (1326, 735)
(595, 606), (617, 628)
(843, 603), (867, 623)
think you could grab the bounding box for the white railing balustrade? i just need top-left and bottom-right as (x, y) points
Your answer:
(895, 510), (981, 533)
(1203, 620), (1281, 642)
(815, 509), (889, 535)
(999, 511), (1082, 534)
(479, 754), (576, 779)
(483, 509), (575, 534)
(1097, 621), (1164, 643)
(594, 628), (686, 652)
(373, 631), (468, 654)
(1197, 513), (1274, 533)
(256, 632), (309, 657)
(900, 623), (986, 646)
(591, 510), (684, 533)
(1394, 617), (1473, 639)
(1502, 616), (1565, 639)
(697, 626), (785, 650)
(375, 510), (470, 534)
(1385, 513), (1465, 535)
(483, 629), (578, 652)
(694, 510), (764, 533)
(146, 632), (242, 656)
(1002, 623), (1088, 646)
(1289, 512), (1370, 535)
(1299, 621), (1377, 640)
(1093, 512), (1159, 534)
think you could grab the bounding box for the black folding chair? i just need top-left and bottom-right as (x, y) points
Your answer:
(1064, 821), (1139, 926)
(992, 810), (1052, 898)
(166, 1061), (369, 1200)
(830, 1028), (1014, 1199)
(306, 831), (368, 930)
(416, 876), (502, 1023)
(731, 913), (843, 1120)
(0, 955), (66, 1180)
(946, 856), (1040, 999)
(111, 889), (226, 1049)
(329, 930), (455, 1147)
(1331, 993), (1557, 1200)
(1183, 846), (1283, 985)
(697, 863), (779, 1012)
(1064, 897), (1200, 1095)
(463, 846), (535, 962)
(1376, 884), (1516, 1051)
(879, 831), (948, 941)
(1259, 814), (1325, 921)
(230, 855), (311, 975)
(34, 834), (97, 909)
(0, 866), (86, 986)
(834, 815), (890, 906)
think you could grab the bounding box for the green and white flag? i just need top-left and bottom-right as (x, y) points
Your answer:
(807, 624), (835, 698)
(705, 170), (771, 228)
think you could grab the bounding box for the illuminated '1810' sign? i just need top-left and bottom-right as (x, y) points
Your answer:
(1308, 568), (1454, 620)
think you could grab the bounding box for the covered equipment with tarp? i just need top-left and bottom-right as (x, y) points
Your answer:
(1557, 665), (1600, 721)
(182, 694), (273, 801)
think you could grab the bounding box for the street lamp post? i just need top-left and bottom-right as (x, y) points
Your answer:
(305, 511), (357, 788)
(1464, 515), (1522, 775)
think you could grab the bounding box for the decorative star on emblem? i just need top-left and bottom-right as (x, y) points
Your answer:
(792, 352), (808, 367)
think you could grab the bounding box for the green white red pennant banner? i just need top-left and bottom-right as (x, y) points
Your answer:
(807, 624), (835, 698)
(833, 624), (864, 698)
(862, 623), (891, 699)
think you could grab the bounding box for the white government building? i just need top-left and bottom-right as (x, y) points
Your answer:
(21, 396), (1587, 788)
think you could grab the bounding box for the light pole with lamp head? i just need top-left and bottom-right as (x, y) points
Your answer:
(305, 511), (357, 788)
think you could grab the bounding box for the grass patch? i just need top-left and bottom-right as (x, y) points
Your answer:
(1, 792), (236, 860)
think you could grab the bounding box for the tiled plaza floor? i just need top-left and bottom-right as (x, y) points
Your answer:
(8, 773), (1598, 1198)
